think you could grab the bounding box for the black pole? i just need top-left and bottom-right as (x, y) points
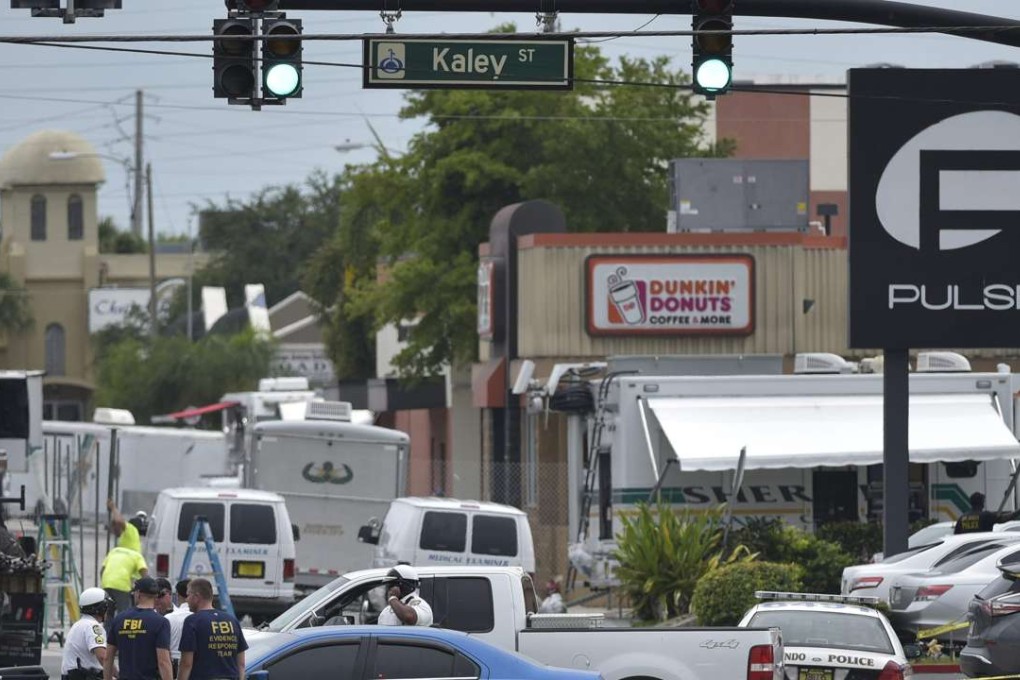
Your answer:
(278, 0), (1020, 49)
(882, 348), (910, 558)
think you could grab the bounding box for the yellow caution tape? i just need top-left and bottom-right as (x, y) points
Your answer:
(916, 621), (969, 639)
(962, 674), (1020, 680)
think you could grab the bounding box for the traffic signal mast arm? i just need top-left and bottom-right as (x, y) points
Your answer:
(274, 0), (1020, 50)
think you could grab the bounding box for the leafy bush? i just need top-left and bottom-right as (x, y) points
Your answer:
(691, 561), (804, 626)
(613, 501), (753, 622)
(817, 522), (883, 562)
(729, 520), (854, 593)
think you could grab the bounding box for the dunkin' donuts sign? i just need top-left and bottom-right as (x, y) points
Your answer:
(585, 254), (754, 336)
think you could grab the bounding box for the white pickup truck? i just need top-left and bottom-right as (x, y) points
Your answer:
(245, 566), (783, 680)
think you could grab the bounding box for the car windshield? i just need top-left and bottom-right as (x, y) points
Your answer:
(908, 523), (953, 548)
(245, 633), (291, 666)
(880, 543), (937, 565)
(262, 577), (349, 632)
(748, 610), (894, 654)
(931, 545), (1012, 575)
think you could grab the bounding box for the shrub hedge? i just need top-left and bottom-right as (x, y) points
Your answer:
(691, 561), (804, 626)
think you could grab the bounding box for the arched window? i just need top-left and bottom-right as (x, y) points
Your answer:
(30, 194), (46, 241)
(44, 323), (65, 376)
(67, 194), (83, 240)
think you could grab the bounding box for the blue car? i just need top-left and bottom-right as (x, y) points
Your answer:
(245, 625), (603, 680)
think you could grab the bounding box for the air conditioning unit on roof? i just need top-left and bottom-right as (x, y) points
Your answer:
(793, 353), (857, 375)
(306, 401), (353, 422)
(916, 351), (971, 373)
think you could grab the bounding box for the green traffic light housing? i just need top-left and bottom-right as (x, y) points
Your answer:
(691, 0), (734, 98)
(262, 18), (303, 100)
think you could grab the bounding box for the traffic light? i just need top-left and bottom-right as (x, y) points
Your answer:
(691, 0), (734, 98)
(262, 18), (303, 101)
(237, 0), (278, 11)
(213, 18), (257, 100)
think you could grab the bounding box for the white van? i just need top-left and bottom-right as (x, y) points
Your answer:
(358, 497), (536, 573)
(144, 488), (297, 618)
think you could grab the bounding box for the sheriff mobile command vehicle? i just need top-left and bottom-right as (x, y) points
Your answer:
(516, 353), (1020, 585)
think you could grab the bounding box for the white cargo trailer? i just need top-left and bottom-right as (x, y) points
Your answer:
(248, 405), (409, 593)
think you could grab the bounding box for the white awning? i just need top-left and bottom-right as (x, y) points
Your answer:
(646, 394), (1020, 472)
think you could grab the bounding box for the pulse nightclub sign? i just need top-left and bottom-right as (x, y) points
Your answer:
(849, 68), (1020, 348)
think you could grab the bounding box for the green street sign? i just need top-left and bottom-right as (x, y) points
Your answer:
(363, 38), (574, 90)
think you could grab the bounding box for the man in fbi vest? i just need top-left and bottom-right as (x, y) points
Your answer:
(955, 492), (1020, 534)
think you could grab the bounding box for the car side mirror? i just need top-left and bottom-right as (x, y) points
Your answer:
(903, 643), (923, 660)
(358, 524), (379, 545)
(291, 523), (300, 542)
(248, 671), (269, 680)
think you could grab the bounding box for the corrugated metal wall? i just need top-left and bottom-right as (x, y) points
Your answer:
(517, 242), (849, 358)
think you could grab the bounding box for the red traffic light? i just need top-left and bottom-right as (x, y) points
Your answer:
(239, 0), (278, 10)
(693, 0), (733, 12)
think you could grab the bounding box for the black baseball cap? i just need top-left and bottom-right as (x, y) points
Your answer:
(132, 576), (160, 595)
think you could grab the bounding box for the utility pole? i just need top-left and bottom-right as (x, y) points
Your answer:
(186, 215), (194, 343)
(146, 163), (157, 339)
(133, 89), (143, 238)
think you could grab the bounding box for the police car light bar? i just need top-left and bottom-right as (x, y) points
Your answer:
(755, 591), (881, 606)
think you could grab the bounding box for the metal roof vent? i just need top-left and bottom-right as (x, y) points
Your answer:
(305, 400), (353, 422)
(794, 353), (856, 374)
(916, 352), (971, 373)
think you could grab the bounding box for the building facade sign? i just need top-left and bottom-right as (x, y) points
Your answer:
(477, 260), (495, 338)
(274, 343), (336, 386)
(88, 288), (150, 333)
(849, 68), (1020, 348)
(585, 254), (755, 336)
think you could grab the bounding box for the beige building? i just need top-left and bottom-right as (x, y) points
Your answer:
(0, 130), (206, 420)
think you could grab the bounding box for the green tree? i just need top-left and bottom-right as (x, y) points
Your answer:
(0, 273), (33, 334)
(184, 171), (341, 312)
(94, 329), (273, 424)
(98, 216), (146, 254)
(327, 29), (729, 377)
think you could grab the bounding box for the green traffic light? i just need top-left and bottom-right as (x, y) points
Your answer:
(694, 58), (732, 93)
(265, 63), (300, 97)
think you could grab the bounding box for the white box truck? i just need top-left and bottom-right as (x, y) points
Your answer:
(247, 402), (409, 593)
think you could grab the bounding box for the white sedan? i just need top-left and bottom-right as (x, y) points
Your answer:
(739, 592), (917, 680)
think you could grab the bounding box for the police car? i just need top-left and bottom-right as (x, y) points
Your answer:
(738, 591), (917, 680)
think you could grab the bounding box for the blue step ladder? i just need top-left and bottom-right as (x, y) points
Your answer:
(178, 516), (235, 618)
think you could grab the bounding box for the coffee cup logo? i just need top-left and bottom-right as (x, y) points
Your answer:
(607, 267), (645, 325)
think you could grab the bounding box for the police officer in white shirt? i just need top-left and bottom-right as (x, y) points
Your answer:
(62, 588), (112, 680)
(378, 565), (433, 626)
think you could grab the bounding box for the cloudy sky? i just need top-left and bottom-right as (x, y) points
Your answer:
(0, 0), (1017, 239)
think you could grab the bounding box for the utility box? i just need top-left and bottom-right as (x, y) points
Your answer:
(668, 159), (809, 232)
